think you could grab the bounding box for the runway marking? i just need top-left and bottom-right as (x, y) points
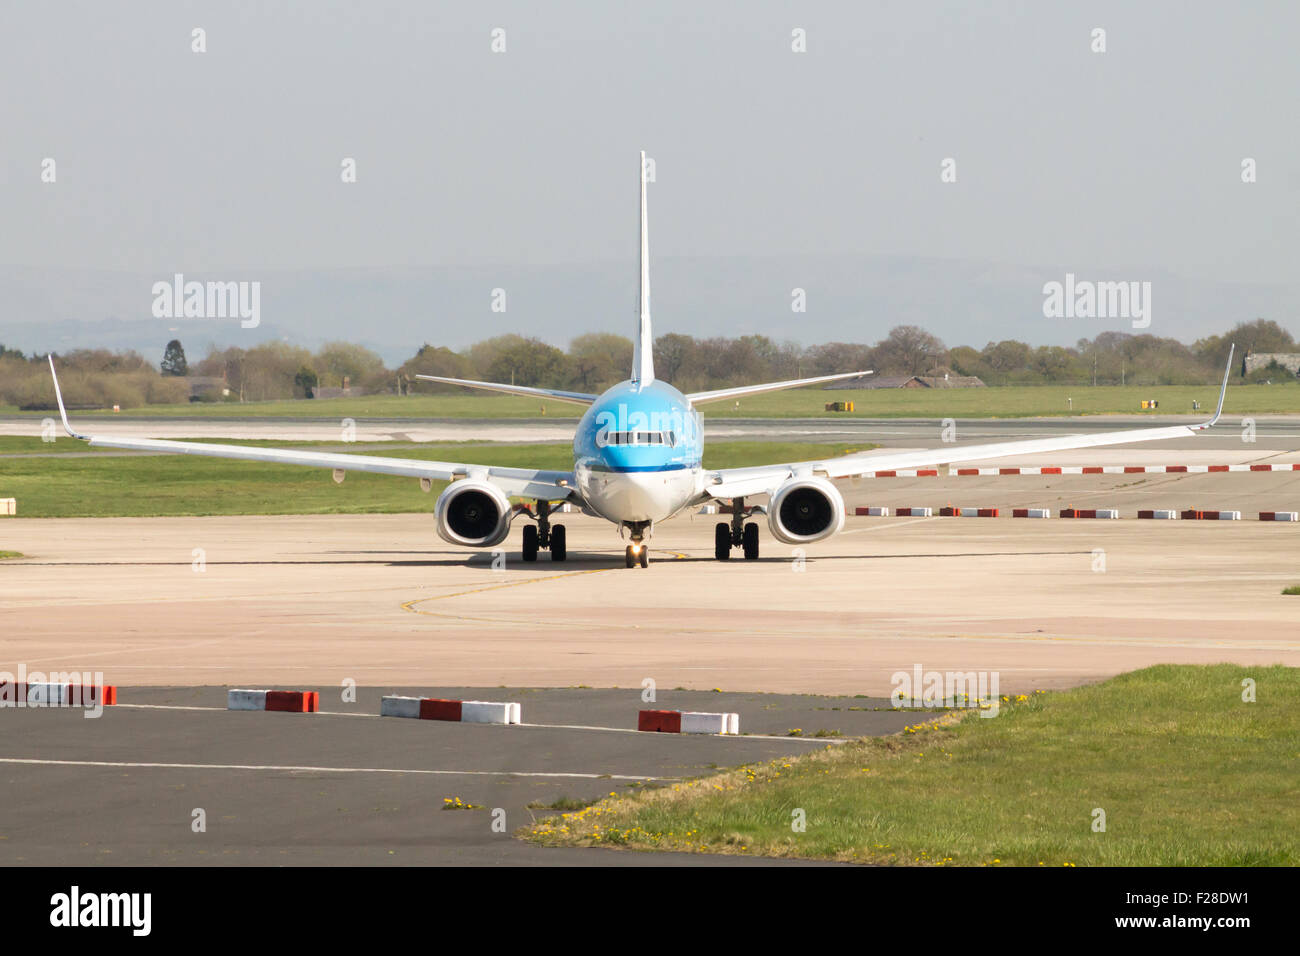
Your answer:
(400, 553), (688, 623)
(861, 631), (1300, 651)
(113, 704), (842, 742)
(841, 516), (940, 534)
(521, 722), (850, 743)
(119, 703), (237, 713)
(3, 639), (228, 666)
(0, 757), (669, 781)
(401, 568), (610, 622)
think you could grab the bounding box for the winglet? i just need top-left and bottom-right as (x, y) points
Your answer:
(47, 356), (90, 440)
(1197, 343), (1234, 430)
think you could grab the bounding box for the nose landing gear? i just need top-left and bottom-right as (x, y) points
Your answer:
(622, 521), (650, 569)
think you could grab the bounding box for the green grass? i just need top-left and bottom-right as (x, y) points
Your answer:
(0, 435), (482, 455)
(523, 665), (1300, 865)
(440, 797), (485, 811)
(526, 796), (598, 812)
(0, 436), (136, 454)
(0, 551), (22, 559)
(0, 440), (865, 518)
(1283, 586), (1300, 596)
(6, 381), (1300, 420)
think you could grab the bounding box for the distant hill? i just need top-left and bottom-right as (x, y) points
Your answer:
(1, 257), (1295, 366)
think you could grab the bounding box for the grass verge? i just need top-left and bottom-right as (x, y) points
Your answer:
(521, 665), (1298, 865)
(0, 551), (22, 559)
(0, 440), (866, 517)
(5, 381), (1300, 420)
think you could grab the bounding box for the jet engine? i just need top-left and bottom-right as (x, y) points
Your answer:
(767, 476), (845, 545)
(434, 480), (513, 548)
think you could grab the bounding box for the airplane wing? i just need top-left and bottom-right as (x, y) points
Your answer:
(703, 347), (1235, 500)
(414, 375), (596, 406)
(47, 359), (579, 501)
(686, 370), (871, 405)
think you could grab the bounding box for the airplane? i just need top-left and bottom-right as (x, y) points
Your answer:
(47, 152), (1236, 569)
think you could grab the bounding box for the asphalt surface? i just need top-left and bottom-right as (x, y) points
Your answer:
(0, 686), (919, 866)
(4, 412), (1297, 867)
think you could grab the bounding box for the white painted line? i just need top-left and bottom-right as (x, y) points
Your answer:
(0, 757), (668, 781)
(119, 703), (382, 719)
(119, 703), (287, 713)
(841, 517), (940, 535)
(115, 706), (846, 742)
(521, 722), (846, 742)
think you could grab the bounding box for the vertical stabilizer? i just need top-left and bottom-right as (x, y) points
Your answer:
(633, 150), (655, 386)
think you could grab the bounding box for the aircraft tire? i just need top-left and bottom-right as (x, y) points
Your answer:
(714, 522), (730, 560)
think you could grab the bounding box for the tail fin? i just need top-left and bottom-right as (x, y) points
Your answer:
(632, 150), (655, 386)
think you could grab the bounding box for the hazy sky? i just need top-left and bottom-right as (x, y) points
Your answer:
(2, 1), (1297, 287)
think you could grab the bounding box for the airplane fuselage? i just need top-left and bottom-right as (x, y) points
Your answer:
(573, 379), (704, 527)
(42, 150), (1236, 570)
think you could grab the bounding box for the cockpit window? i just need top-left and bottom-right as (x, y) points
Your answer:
(603, 430), (676, 447)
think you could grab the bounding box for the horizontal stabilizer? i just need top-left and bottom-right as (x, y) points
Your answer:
(686, 370), (872, 406)
(415, 375), (597, 406)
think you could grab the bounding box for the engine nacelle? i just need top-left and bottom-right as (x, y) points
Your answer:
(767, 476), (845, 545)
(434, 480), (513, 548)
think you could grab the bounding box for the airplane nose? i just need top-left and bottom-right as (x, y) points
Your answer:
(593, 470), (669, 522)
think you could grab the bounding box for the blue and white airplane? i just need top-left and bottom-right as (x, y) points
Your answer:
(48, 153), (1234, 569)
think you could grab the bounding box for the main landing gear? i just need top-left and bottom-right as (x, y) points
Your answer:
(520, 500), (566, 562)
(714, 496), (760, 561)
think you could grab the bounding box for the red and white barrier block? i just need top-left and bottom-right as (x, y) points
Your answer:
(948, 463), (1300, 476)
(1138, 510), (1180, 519)
(638, 710), (740, 735)
(227, 689), (320, 712)
(1011, 508), (1051, 518)
(0, 681), (117, 706)
(1180, 510), (1240, 521)
(894, 507), (932, 517)
(962, 508), (999, 518)
(380, 696), (521, 724)
(864, 469), (941, 478)
(1259, 511), (1299, 522)
(0, 498), (15, 516)
(853, 507), (889, 516)
(1059, 508), (1120, 519)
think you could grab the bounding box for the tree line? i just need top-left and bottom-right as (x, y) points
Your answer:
(1, 319), (1295, 409)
